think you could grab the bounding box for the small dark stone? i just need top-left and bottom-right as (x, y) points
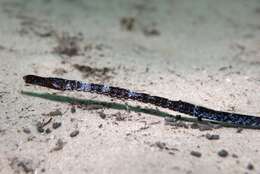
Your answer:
(52, 139), (65, 151)
(143, 28), (160, 36)
(218, 149), (229, 157)
(120, 17), (135, 31)
(164, 117), (189, 128)
(98, 124), (103, 128)
(23, 128), (31, 134)
(232, 154), (238, 158)
(36, 122), (44, 133)
(205, 133), (220, 140)
(236, 128), (243, 133)
(17, 160), (34, 173)
(190, 151), (202, 158)
(45, 128), (51, 134)
(10, 157), (35, 173)
(70, 106), (76, 113)
(70, 130), (79, 137)
(247, 163), (254, 170)
(113, 112), (126, 121)
(52, 122), (62, 129)
(154, 141), (166, 150)
(48, 109), (62, 116)
(98, 111), (106, 119)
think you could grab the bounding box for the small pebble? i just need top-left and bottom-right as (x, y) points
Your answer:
(52, 139), (65, 151)
(190, 151), (202, 158)
(45, 128), (51, 134)
(236, 128), (243, 133)
(205, 133), (220, 140)
(98, 111), (106, 119)
(154, 141), (166, 150)
(23, 128), (31, 134)
(48, 109), (62, 116)
(247, 163), (254, 170)
(36, 123), (44, 133)
(218, 149), (229, 157)
(70, 130), (79, 137)
(232, 154), (238, 158)
(190, 123), (213, 131)
(71, 106), (76, 113)
(52, 122), (62, 129)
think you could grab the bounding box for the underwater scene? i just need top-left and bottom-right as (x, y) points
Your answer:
(0, 0), (259, 173)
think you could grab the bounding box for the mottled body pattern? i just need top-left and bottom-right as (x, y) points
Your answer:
(23, 75), (260, 127)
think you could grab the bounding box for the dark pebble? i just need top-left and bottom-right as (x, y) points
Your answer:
(71, 106), (76, 113)
(36, 122), (44, 133)
(17, 160), (34, 173)
(232, 154), (238, 158)
(236, 128), (243, 133)
(45, 128), (51, 134)
(218, 149), (229, 157)
(247, 163), (254, 170)
(23, 128), (31, 134)
(48, 109), (62, 116)
(70, 130), (79, 137)
(205, 133), (220, 140)
(52, 139), (65, 151)
(98, 111), (106, 119)
(52, 122), (62, 129)
(190, 151), (202, 158)
(154, 141), (166, 150)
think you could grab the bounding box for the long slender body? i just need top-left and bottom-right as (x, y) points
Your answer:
(23, 75), (260, 127)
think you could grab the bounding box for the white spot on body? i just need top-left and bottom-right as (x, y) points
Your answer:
(128, 90), (136, 97)
(128, 90), (141, 98)
(193, 105), (198, 116)
(79, 83), (91, 91)
(102, 85), (110, 93)
(52, 82), (60, 89)
(66, 83), (71, 90)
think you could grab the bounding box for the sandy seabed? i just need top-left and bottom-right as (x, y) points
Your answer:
(0, 0), (260, 173)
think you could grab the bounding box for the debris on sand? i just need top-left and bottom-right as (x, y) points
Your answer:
(98, 111), (106, 119)
(9, 157), (36, 174)
(70, 106), (76, 114)
(218, 149), (229, 157)
(190, 151), (202, 158)
(53, 68), (68, 76)
(53, 33), (82, 57)
(205, 133), (220, 140)
(112, 112), (126, 121)
(43, 109), (62, 117)
(73, 64), (114, 81)
(247, 163), (254, 170)
(120, 17), (135, 31)
(70, 130), (79, 138)
(153, 141), (166, 150)
(190, 122), (222, 131)
(143, 27), (160, 36)
(51, 139), (66, 152)
(150, 141), (179, 155)
(22, 127), (31, 134)
(52, 122), (62, 129)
